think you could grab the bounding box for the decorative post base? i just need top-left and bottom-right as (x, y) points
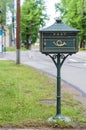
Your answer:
(48, 114), (71, 123)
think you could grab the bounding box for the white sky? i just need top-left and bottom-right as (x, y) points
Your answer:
(44, 0), (61, 26)
(21, 0), (61, 26)
(7, 0), (61, 26)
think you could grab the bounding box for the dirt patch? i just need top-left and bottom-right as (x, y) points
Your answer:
(40, 80), (86, 108)
(24, 90), (32, 94)
(0, 127), (85, 130)
(61, 81), (86, 107)
(40, 100), (56, 105)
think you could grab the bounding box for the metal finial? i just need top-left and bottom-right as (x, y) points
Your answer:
(0, 10), (2, 14)
(55, 17), (62, 23)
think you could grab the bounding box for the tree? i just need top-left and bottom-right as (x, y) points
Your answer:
(21, 0), (48, 49)
(0, 0), (12, 24)
(55, 0), (86, 48)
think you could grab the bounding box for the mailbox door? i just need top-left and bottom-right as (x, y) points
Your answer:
(40, 32), (78, 54)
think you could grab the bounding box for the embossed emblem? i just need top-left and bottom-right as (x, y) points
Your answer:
(53, 40), (67, 47)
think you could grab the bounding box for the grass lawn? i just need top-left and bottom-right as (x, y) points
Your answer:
(0, 61), (86, 128)
(6, 47), (27, 52)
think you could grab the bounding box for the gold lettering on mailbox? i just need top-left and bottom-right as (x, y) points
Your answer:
(53, 40), (67, 47)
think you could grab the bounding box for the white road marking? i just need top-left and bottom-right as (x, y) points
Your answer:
(84, 63), (86, 66)
(69, 59), (78, 62)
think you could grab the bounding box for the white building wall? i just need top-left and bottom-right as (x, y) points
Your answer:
(5, 27), (11, 47)
(0, 35), (2, 52)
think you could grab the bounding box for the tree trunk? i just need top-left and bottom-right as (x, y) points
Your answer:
(80, 39), (85, 49)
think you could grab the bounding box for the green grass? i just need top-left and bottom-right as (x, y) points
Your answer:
(6, 47), (27, 52)
(0, 61), (86, 128)
(79, 48), (86, 51)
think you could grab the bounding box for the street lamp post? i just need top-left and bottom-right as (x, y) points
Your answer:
(16, 0), (20, 64)
(0, 10), (2, 52)
(12, 0), (15, 46)
(0, 10), (2, 20)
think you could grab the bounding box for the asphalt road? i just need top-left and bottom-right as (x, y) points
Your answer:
(62, 53), (86, 95)
(1, 49), (86, 95)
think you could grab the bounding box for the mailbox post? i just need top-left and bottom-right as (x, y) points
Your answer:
(39, 19), (79, 122)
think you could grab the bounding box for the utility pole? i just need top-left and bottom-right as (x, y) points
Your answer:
(16, 0), (20, 64)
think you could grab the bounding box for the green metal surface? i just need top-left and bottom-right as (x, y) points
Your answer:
(57, 54), (61, 115)
(42, 37), (78, 53)
(39, 20), (79, 54)
(48, 53), (70, 122)
(39, 19), (79, 122)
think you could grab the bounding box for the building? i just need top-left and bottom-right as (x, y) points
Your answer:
(0, 25), (11, 52)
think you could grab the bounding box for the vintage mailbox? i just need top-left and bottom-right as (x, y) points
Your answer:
(39, 19), (79, 54)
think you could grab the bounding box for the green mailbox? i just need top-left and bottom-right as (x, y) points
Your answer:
(39, 19), (79, 54)
(39, 20), (80, 121)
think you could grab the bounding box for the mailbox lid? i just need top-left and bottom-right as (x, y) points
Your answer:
(39, 20), (79, 32)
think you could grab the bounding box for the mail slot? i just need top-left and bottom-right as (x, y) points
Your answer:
(39, 19), (79, 54)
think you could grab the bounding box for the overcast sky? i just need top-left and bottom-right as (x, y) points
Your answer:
(44, 0), (61, 26)
(7, 0), (60, 25)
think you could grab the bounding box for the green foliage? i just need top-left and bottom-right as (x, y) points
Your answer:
(0, 0), (11, 24)
(55, 0), (86, 48)
(21, 0), (48, 47)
